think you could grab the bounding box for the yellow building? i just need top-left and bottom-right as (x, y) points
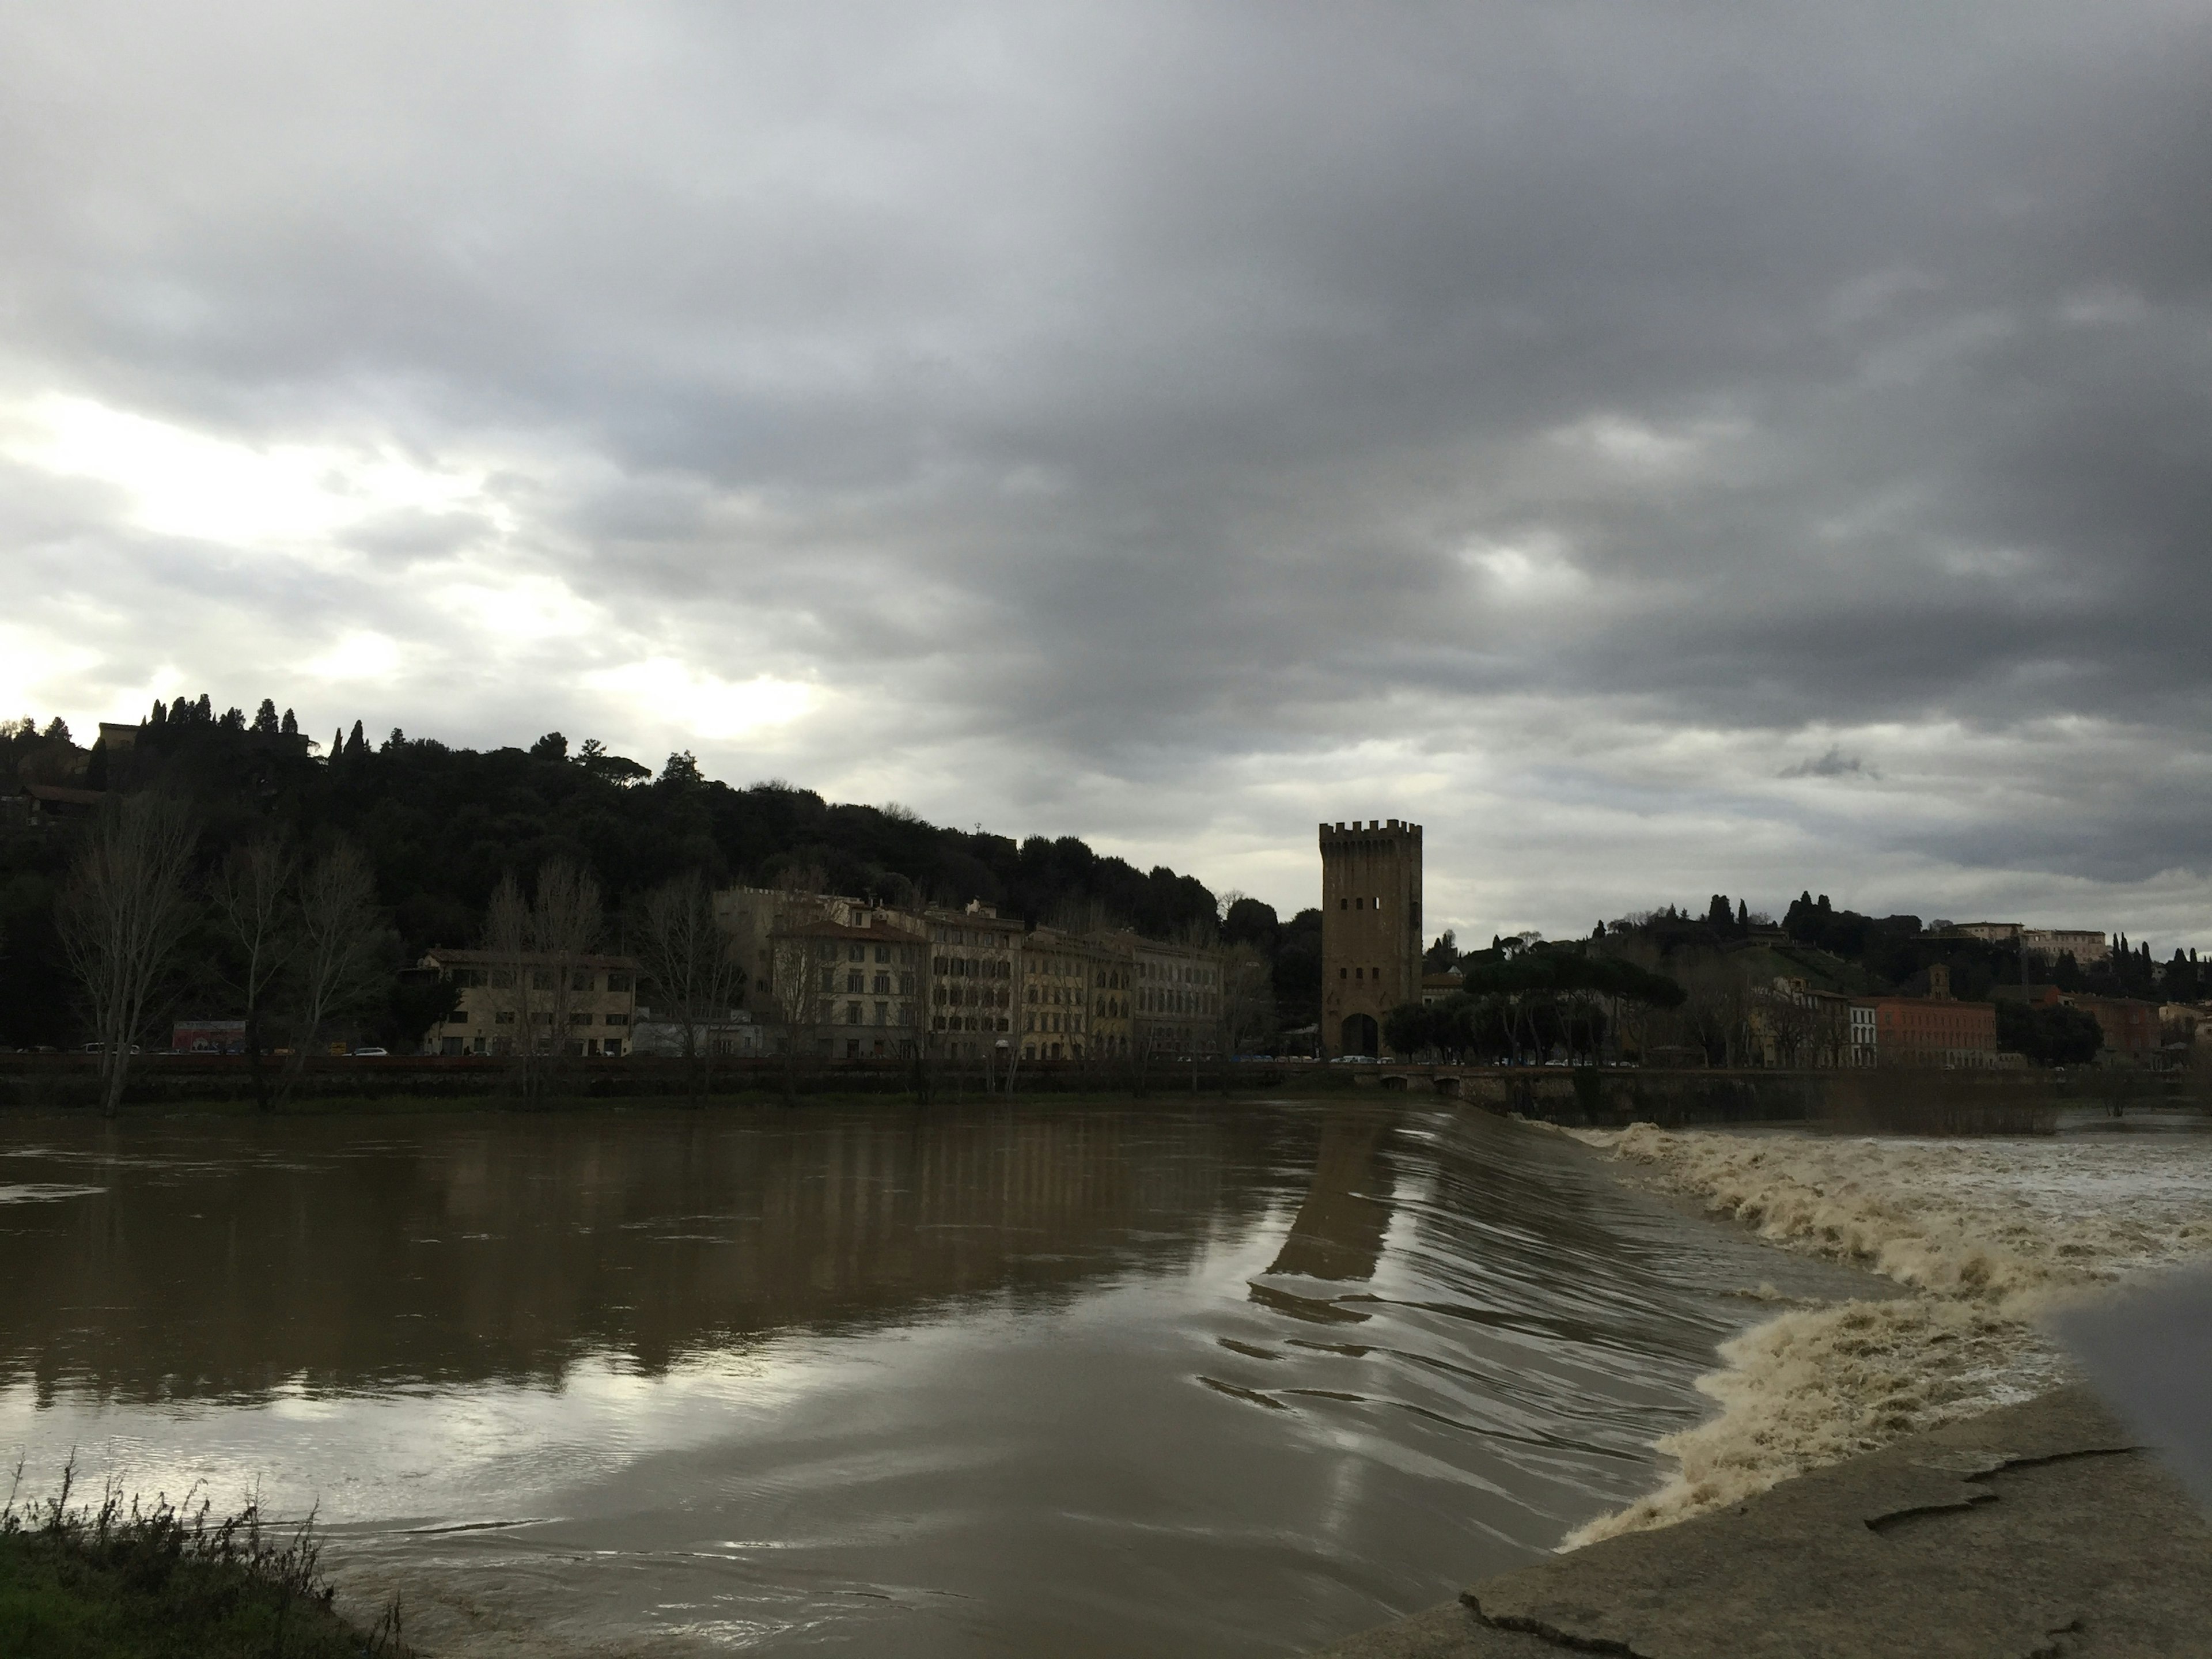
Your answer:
(419, 948), (639, 1056)
(1020, 927), (1134, 1061)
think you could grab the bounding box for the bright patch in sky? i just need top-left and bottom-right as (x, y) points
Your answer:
(431, 571), (602, 642)
(585, 658), (816, 740)
(301, 631), (404, 682)
(1464, 537), (1589, 605)
(0, 625), (101, 717)
(2, 395), (488, 547)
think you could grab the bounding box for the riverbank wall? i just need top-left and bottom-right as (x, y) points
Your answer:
(1, 1051), (2188, 1120)
(1366, 1064), (2191, 1132)
(0, 1051), (1343, 1111)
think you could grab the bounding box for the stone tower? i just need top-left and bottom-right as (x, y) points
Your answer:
(1319, 819), (1423, 1058)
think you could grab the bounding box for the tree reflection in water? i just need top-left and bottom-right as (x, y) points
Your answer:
(0, 1103), (1885, 1659)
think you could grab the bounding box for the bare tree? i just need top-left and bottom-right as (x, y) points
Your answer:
(58, 793), (199, 1116)
(483, 869), (537, 1089)
(209, 834), (296, 1111)
(633, 870), (747, 1106)
(766, 924), (824, 1105)
(531, 857), (603, 1080)
(483, 858), (605, 1104)
(1222, 942), (1275, 1055)
(281, 842), (388, 1103)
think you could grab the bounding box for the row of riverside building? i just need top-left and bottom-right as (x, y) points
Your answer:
(1690, 965), (2165, 1070)
(414, 890), (1229, 1063)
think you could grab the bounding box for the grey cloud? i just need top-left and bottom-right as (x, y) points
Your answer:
(1781, 749), (1876, 781)
(5, 0), (2211, 937)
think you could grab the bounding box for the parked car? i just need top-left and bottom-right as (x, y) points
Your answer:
(351, 1047), (390, 1057)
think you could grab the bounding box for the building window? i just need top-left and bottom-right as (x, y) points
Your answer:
(847, 970), (864, 993)
(605, 1013), (628, 1026)
(495, 1011), (516, 1025)
(849, 944), (865, 962)
(532, 970), (555, 991)
(570, 1012), (592, 1026)
(607, 974), (631, 992)
(571, 971), (592, 992)
(876, 945), (891, 964)
(846, 1001), (862, 1024)
(874, 1001), (889, 1025)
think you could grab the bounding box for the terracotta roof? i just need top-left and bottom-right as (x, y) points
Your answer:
(771, 917), (916, 941)
(419, 948), (640, 970)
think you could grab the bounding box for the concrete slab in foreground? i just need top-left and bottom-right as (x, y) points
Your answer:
(1309, 1387), (2212, 1659)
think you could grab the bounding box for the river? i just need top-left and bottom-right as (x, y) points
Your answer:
(0, 1100), (1877, 1656)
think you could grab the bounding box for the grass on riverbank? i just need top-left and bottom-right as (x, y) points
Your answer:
(0, 1465), (408, 1659)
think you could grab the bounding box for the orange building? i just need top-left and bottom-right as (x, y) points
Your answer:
(1854, 965), (2000, 1067)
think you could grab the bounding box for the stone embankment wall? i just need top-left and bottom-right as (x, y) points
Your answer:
(1374, 1065), (2189, 1131)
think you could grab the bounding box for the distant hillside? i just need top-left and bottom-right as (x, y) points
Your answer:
(0, 701), (1245, 1048)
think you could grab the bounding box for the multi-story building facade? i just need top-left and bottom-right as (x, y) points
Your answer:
(1131, 936), (1225, 1058)
(418, 948), (639, 1056)
(765, 911), (927, 1060)
(713, 886), (1223, 1065)
(925, 901), (1022, 1058)
(1419, 969), (1465, 1007)
(2072, 995), (2160, 1064)
(1995, 983), (2162, 1067)
(1851, 966), (1999, 1068)
(1848, 1001), (1878, 1067)
(1020, 925), (1092, 1061)
(1319, 819), (1423, 1058)
(1946, 922), (2111, 965)
(1015, 926), (1145, 1062)
(1747, 977), (1853, 1068)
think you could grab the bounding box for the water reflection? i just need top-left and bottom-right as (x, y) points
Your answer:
(0, 1103), (1881, 1658)
(0, 1108), (1277, 1403)
(1262, 1108), (1399, 1285)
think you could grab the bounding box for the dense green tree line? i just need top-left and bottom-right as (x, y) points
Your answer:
(0, 703), (1240, 1050)
(1382, 945), (1686, 1065)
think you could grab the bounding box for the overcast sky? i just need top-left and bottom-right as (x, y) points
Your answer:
(4, 1), (2209, 947)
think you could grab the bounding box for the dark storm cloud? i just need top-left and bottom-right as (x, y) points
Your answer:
(4, 0), (2210, 930)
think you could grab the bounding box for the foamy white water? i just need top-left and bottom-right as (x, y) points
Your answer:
(1558, 1118), (2212, 1545)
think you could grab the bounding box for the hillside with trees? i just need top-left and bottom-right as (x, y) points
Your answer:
(0, 699), (1242, 1051)
(1404, 889), (2188, 1068)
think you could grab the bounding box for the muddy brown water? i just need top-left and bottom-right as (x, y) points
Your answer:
(0, 1101), (1875, 1656)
